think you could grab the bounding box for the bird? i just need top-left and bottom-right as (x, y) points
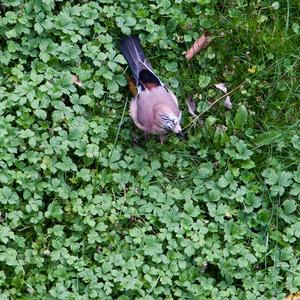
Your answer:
(119, 35), (183, 141)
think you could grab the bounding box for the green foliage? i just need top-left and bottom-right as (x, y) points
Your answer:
(0, 0), (299, 299)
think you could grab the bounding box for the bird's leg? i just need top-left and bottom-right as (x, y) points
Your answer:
(159, 134), (166, 144)
(144, 133), (150, 142)
(132, 133), (139, 146)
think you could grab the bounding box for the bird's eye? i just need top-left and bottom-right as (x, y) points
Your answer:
(160, 113), (176, 131)
(164, 124), (173, 131)
(163, 120), (175, 131)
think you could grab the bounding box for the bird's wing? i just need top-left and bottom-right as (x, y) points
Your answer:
(134, 87), (180, 133)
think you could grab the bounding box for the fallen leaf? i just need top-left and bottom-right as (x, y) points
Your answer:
(224, 96), (232, 110)
(72, 75), (83, 87)
(214, 83), (228, 93)
(186, 96), (205, 126)
(186, 96), (197, 117)
(285, 292), (300, 300)
(214, 83), (232, 110)
(185, 31), (212, 60)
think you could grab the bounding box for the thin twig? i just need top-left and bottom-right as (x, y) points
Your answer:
(146, 275), (161, 296)
(183, 81), (244, 131)
(108, 97), (129, 164)
(285, 0), (290, 35)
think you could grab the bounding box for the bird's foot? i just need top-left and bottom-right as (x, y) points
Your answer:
(144, 133), (150, 142)
(132, 133), (140, 146)
(159, 134), (166, 144)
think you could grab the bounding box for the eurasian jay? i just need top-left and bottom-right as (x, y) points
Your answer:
(119, 36), (183, 139)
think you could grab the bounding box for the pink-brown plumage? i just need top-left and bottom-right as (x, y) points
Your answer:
(120, 36), (183, 138)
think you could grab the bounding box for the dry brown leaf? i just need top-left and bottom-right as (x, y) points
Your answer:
(224, 96), (232, 110)
(185, 31), (212, 60)
(214, 83), (232, 110)
(186, 96), (197, 118)
(186, 96), (205, 126)
(71, 75), (83, 87)
(285, 292), (300, 300)
(214, 83), (228, 93)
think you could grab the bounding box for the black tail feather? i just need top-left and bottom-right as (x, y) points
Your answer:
(119, 36), (147, 83)
(119, 35), (163, 89)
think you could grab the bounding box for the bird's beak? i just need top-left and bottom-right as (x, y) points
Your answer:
(173, 125), (186, 139)
(177, 131), (186, 139)
(173, 124), (182, 134)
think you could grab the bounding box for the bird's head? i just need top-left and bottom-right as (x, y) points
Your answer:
(159, 112), (182, 134)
